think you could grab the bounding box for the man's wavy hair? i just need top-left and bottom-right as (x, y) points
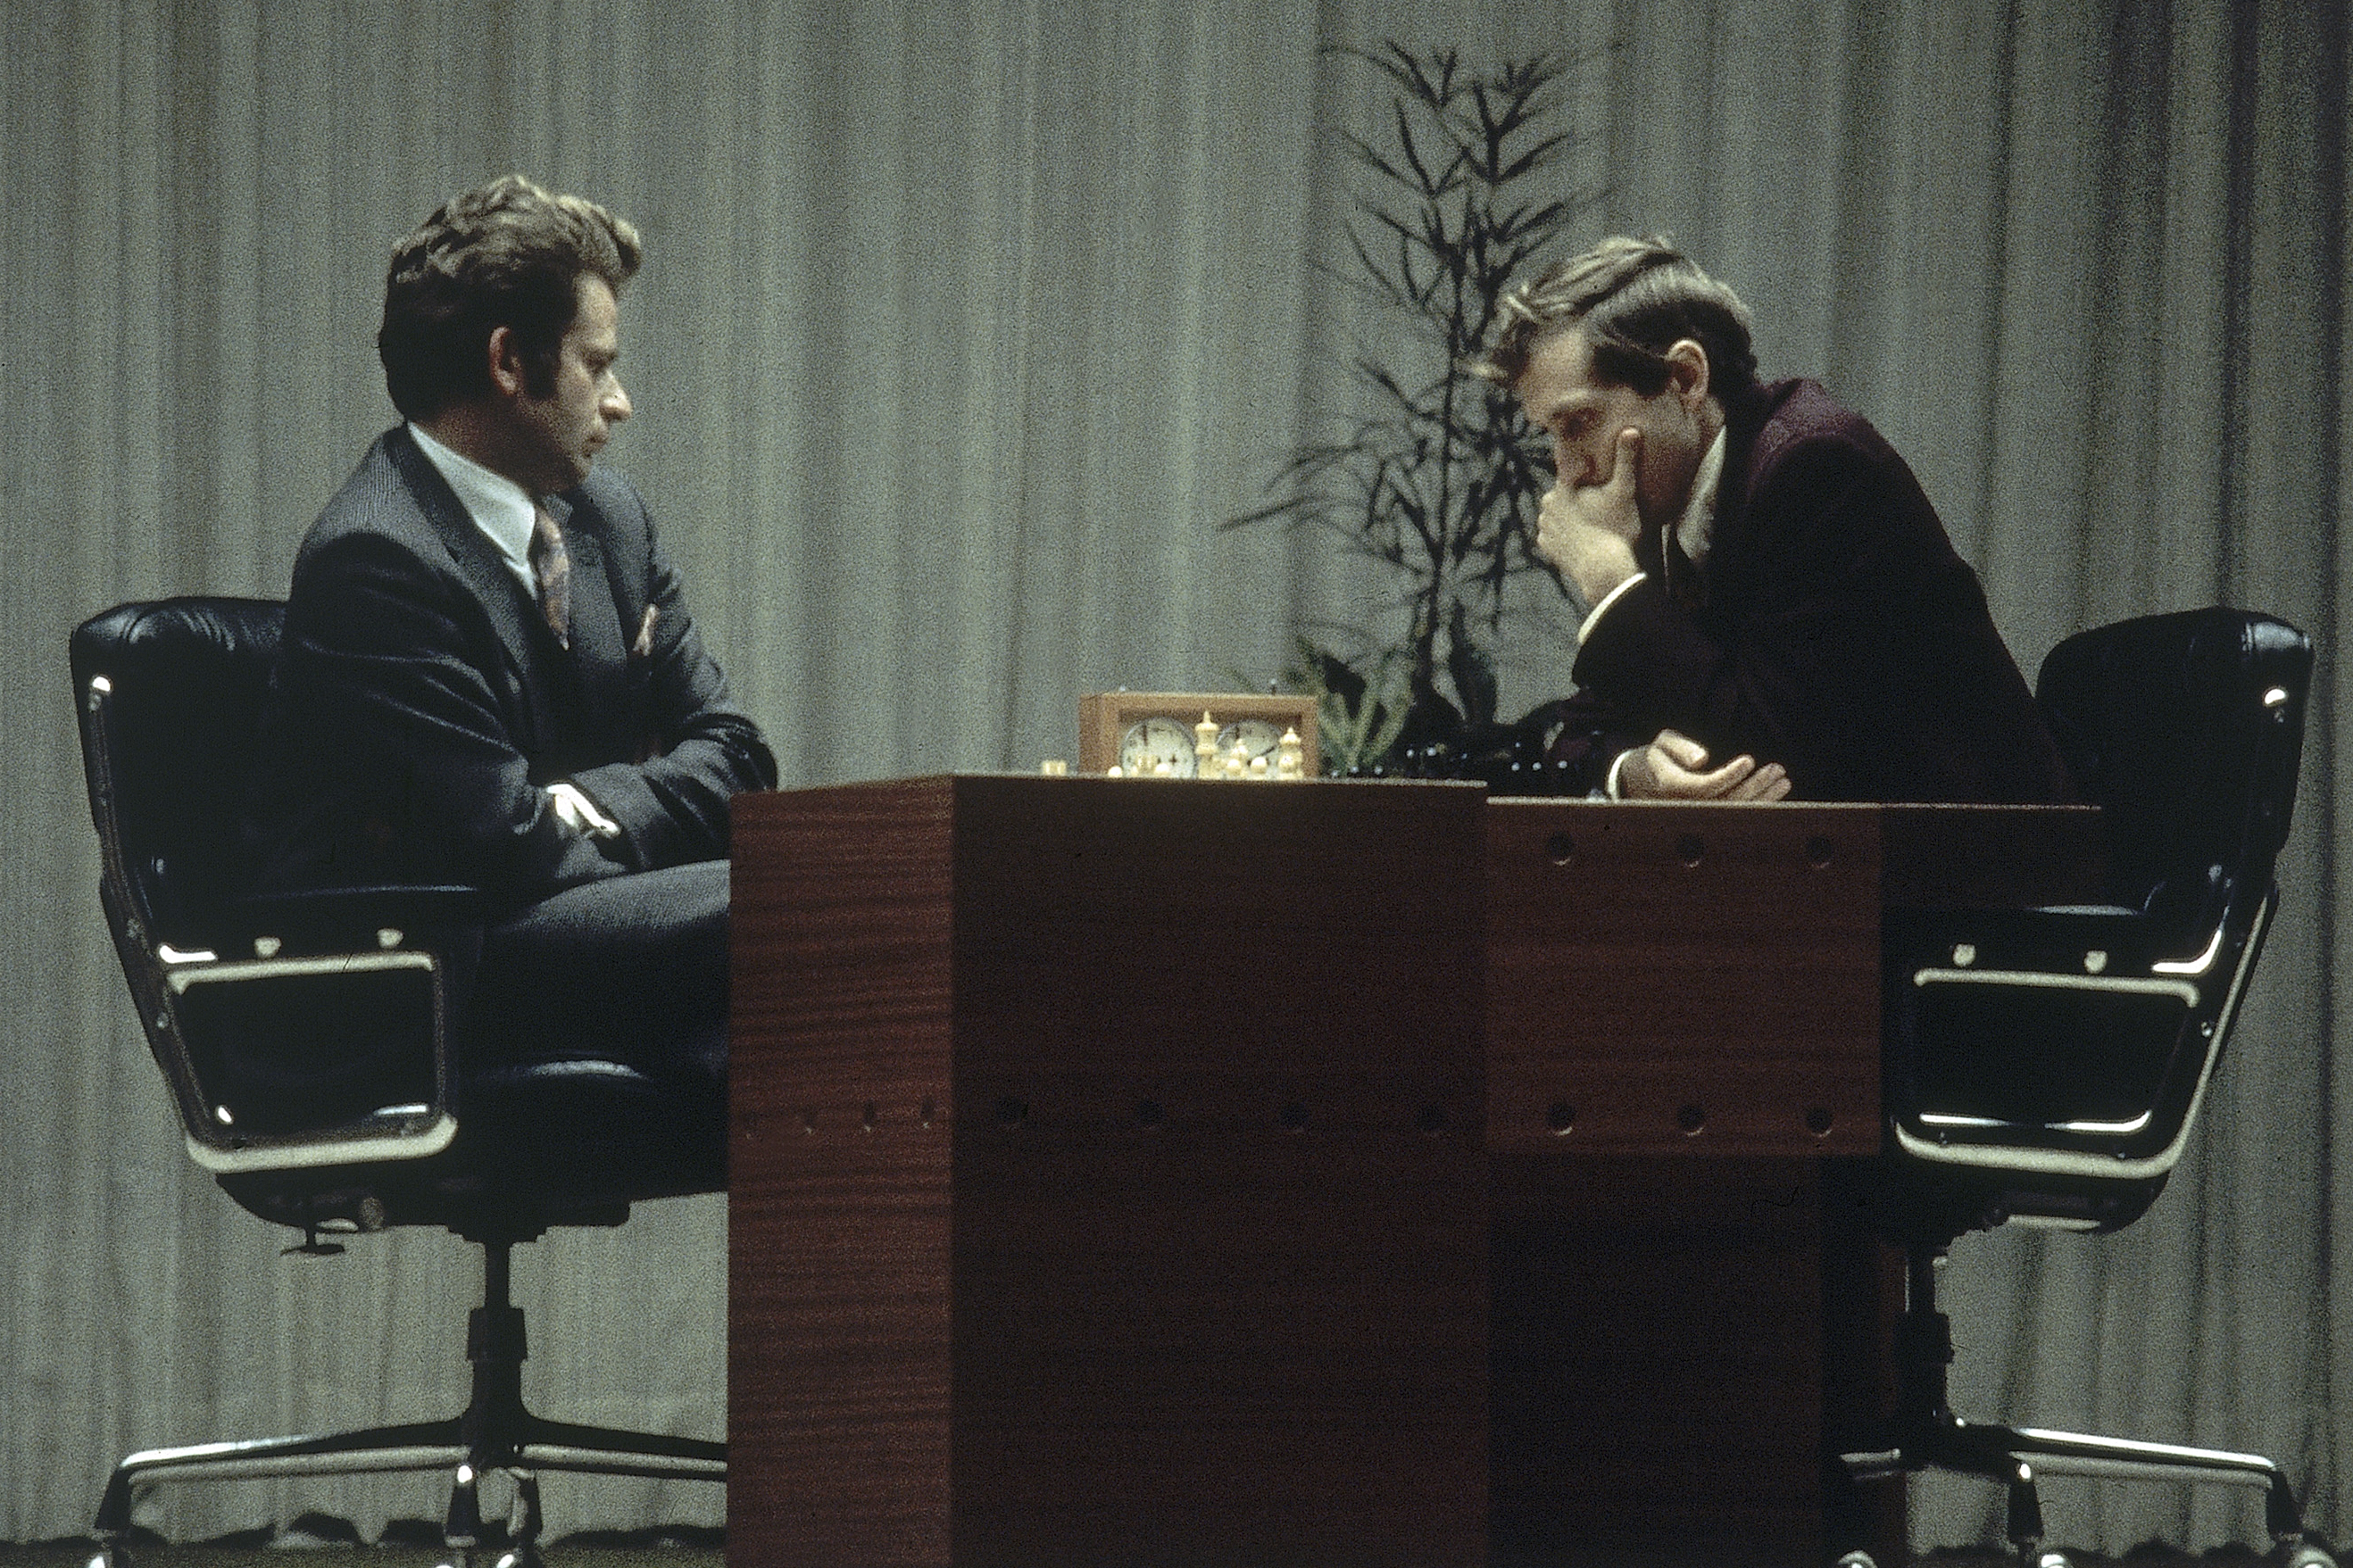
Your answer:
(1476, 235), (1758, 402)
(378, 176), (643, 421)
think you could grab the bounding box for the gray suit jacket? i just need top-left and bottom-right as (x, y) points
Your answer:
(244, 426), (777, 907)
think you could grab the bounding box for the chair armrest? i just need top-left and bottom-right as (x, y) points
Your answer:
(135, 888), (481, 1167)
(217, 885), (486, 957)
(1885, 904), (2161, 980)
(1882, 901), (2231, 1169)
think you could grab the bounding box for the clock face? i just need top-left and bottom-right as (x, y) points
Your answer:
(1215, 718), (1287, 773)
(1118, 716), (1198, 777)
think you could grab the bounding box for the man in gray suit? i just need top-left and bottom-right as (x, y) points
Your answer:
(245, 177), (775, 1084)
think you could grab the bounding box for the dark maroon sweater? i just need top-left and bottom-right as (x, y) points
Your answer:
(1567, 379), (2073, 804)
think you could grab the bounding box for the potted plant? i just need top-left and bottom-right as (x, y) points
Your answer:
(1230, 44), (1591, 777)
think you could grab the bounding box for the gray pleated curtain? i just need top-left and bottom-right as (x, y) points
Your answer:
(3, 0), (2346, 1553)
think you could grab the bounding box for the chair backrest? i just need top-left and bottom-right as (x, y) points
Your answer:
(1881, 608), (2311, 1235)
(2037, 606), (2309, 947)
(72, 598), (453, 1175)
(71, 598), (287, 947)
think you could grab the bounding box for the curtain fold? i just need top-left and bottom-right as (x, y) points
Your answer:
(4, 0), (2347, 1553)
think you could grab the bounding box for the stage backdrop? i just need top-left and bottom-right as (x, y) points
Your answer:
(4, 0), (2347, 1554)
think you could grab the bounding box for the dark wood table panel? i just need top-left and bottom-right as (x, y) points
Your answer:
(1487, 801), (1885, 1158)
(730, 777), (957, 1565)
(733, 776), (1491, 1567)
(1488, 1153), (1899, 1567)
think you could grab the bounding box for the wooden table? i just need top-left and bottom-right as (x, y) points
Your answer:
(728, 777), (2099, 1567)
(1483, 800), (2096, 1563)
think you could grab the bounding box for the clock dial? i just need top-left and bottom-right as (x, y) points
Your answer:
(1118, 716), (1198, 777)
(1215, 718), (1286, 775)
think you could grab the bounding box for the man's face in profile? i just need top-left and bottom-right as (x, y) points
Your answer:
(506, 275), (632, 494)
(1517, 328), (1715, 532)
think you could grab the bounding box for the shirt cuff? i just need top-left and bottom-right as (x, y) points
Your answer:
(1603, 747), (1636, 801)
(1577, 571), (1650, 643)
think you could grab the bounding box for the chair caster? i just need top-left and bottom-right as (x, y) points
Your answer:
(2278, 1544), (2336, 1568)
(443, 1464), (545, 1568)
(1832, 1553), (1878, 1568)
(438, 1552), (543, 1568)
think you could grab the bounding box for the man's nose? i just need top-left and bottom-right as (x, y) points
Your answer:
(603, 378), (631, 422)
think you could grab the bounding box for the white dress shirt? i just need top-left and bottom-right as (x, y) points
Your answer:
(407, 420), (541, 595)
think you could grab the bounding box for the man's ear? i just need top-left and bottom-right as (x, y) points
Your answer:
(1664, 337), (1711, 407)
(485, 324), (528, 398)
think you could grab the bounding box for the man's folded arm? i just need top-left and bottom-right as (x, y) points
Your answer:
(270, 534), (635, 899)
(559, 528), (776, 871)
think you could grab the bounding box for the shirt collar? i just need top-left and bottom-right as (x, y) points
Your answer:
(1673, 426), (1728, 568)
(406, 421), (540, 587)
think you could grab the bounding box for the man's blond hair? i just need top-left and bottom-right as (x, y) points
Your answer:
(1477, 235), (1758, 400)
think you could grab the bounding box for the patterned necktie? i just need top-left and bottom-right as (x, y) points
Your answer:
(529, 504), (571, 651)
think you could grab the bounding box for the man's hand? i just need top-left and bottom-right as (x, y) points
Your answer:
(1619, 728), (1791, 801)
(546, 781), (622, 839)
(1536, 427), (1645, 602)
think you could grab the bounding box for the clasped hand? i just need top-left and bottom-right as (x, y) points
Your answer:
(546, 780), (621, 838)
(1535, 427), (1644, 603)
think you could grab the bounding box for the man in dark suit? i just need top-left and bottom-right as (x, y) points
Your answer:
(245, 177), (776, 1083)
(1482, 236), (2071, 805)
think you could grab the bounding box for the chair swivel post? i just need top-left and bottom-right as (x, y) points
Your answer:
(445, 1240), (545, 1556)
(1868, 1246), (2057, 1563)
(463, 1240), (531, 1463)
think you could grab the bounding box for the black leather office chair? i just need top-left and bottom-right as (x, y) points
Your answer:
(72, 598), (728, 1568)
(1833, 608), (2327, 1567)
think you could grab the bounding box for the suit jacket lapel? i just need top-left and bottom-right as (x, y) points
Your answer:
(384, 426), (558, 752)
(1699, 383), (1783, 607)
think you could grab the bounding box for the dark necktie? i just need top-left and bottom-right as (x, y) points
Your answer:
(529, 504), (571, 651)
(1662, 530), (1706, 612)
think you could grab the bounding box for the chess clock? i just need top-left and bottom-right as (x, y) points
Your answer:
(1078, 692), (1320, 779)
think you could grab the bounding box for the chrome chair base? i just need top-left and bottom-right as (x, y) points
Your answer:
(88, 1240), (721, 1568)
